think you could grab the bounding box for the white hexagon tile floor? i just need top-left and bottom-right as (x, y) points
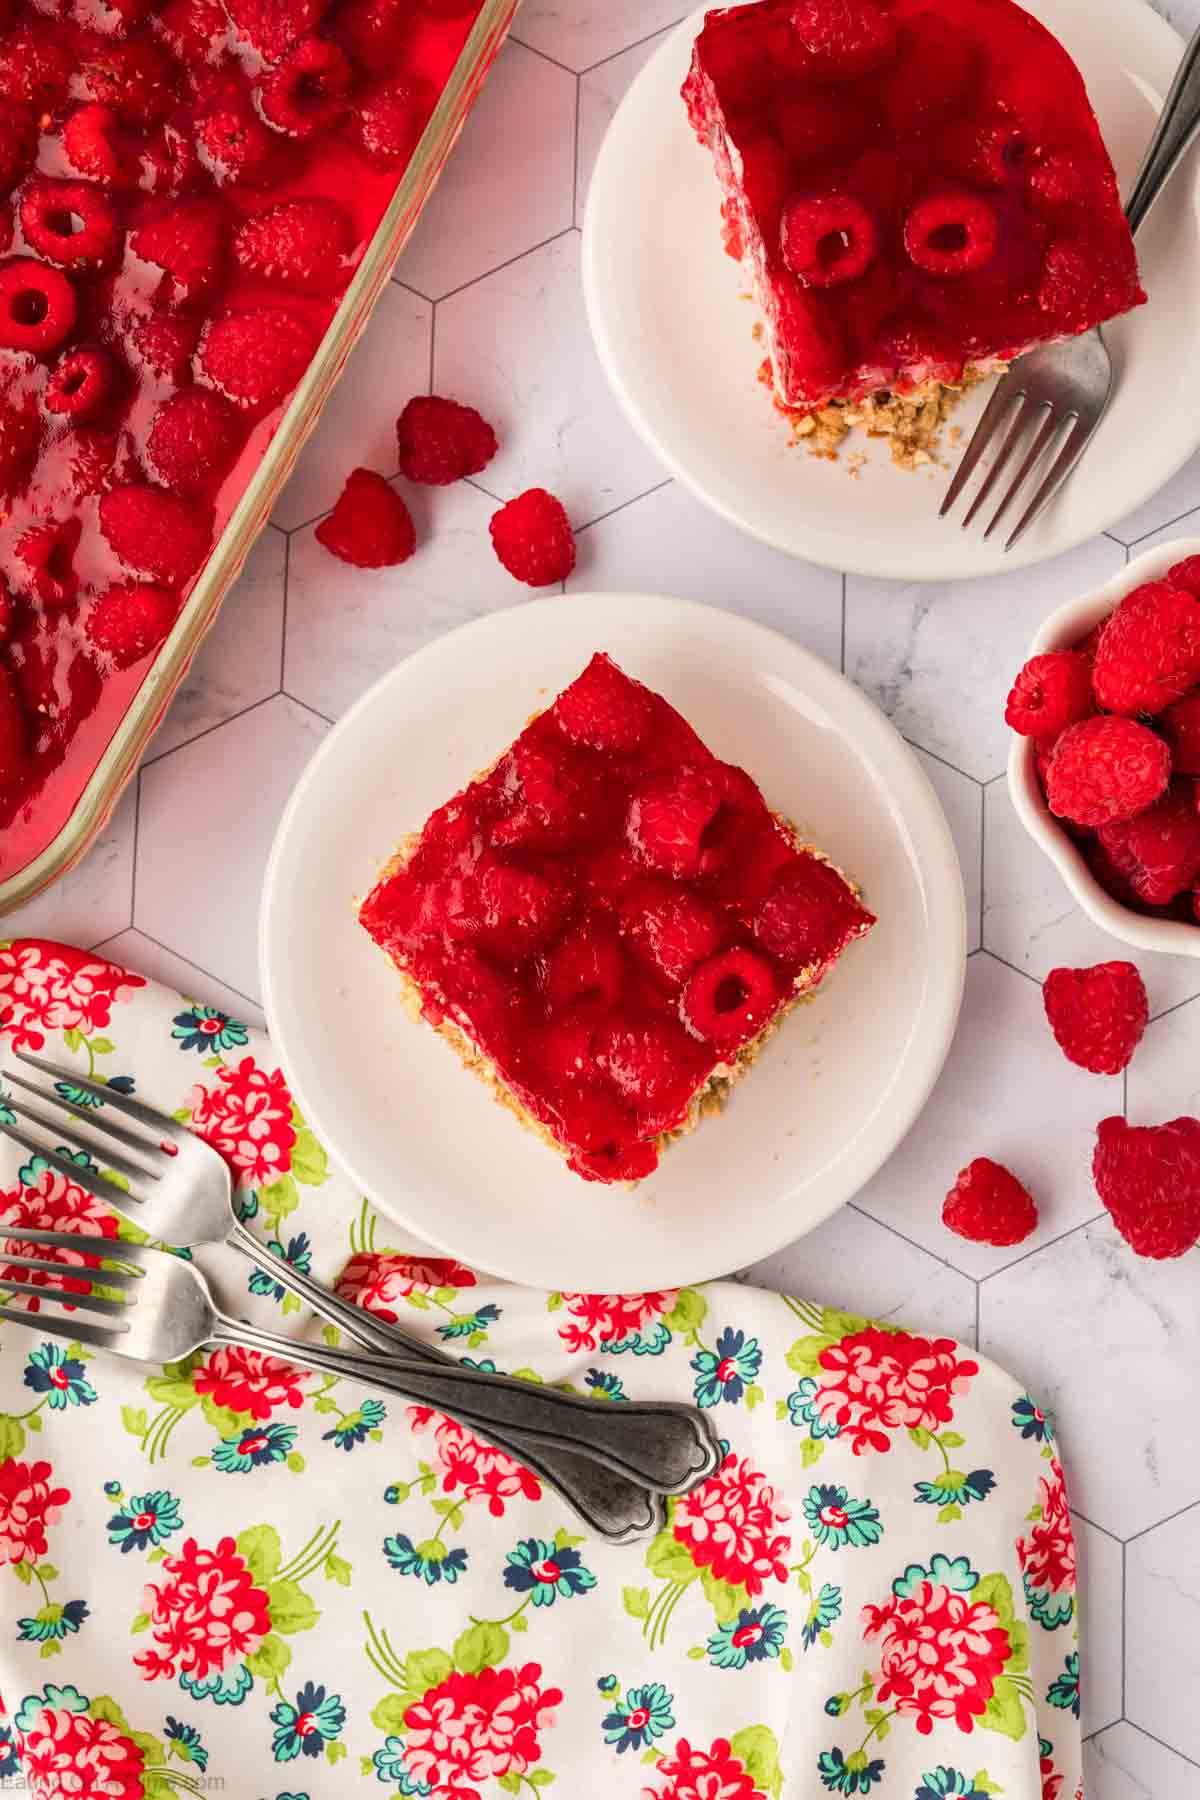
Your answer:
(4, 4), (1200, 1792)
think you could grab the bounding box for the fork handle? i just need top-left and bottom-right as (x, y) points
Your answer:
(1125, 21), (1200, 235)
(208, 1312), (720, 1495)
(223, 1225), (662, 1541)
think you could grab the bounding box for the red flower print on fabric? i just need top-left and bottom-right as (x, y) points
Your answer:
(672, 1452), (791, 1595)
(646, 1735), (767, 1800)
(554, 1290), (677, 1354)
(336, 1250), (477, 1320)
(862, 1554), (1012, 1735)
(134, 1534), (271, 1682)
(19, 1708), (146, 1800)
(192, 1345), (309, 1421)
(1017, 1457), (1078, 1629)
(402, 1661), (562, 1793)
(807, 1327), (979, 1454)
(407, 1408), (541, 1516)
(0, 938), (144, 1052)
(187, 1057), (296, 1190)
(0, 1458), (69, 1565)
(0, 1163), (119, 1312)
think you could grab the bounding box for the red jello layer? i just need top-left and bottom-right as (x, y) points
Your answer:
(359, 652), (876, 1183)
(683, 0), (1145, 410)
(0, 0), (486, 881)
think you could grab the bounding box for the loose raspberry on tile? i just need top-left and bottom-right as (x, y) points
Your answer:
(1159, 693), (1200, 776)
(0, 665), (27, 789)
(0, 262), (78, 355)
(130, 197), (227, 302)
(225, 0), (329, 62)
(146, 388), (243, 497)
(1167, 554), (1200, 597)
(44, 347), (117, 420)
(0, 98), (35, 190)
(233, 198), (353, 293)
(1044, 714), (1170, 828)
(619, 878), (725, 988)
(555, 654), (650, 753)
(126, 309), (199, 384)
(195, 106), (281, 187)
(489, 487), (576, 587)
(681, 945), (780, 1051)
(1092, 579), (1200, 714)
(12, 518), (82, 610)
(396, 395), (498, 485)
(753, 853), (875, 968)
(544, 920), (627, 1011)
(258, 38), (353, 139)
(1042, 961), (1148, 1075)
(197, 307), (318, 412)
(1004, 650), (1093, 737)
(85, 583), (178, 671)
(98, 483), (212, 587)
(61, 104), (140, 188)
(0, 22), (72, 111)
(599, 1016), (708, 1135)
(315, 467), (416, 568)
(780, 193), (878, 287)
(1093, 1115), (1200, 1259)
(943, 1157), (1037, 1247)
(1097, 782), (1200, 906)
(353, 75), (435, 168)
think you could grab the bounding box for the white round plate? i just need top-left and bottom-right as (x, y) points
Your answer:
(261, 595), (964, 1292)
(583, 0), (1200, 581)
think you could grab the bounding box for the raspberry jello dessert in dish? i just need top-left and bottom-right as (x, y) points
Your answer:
(359, 653), (875, 1184)
(682, 0), (1145, 465)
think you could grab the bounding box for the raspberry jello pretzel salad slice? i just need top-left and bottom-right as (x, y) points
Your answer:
(358, 652), (875, 1186)
(682, 0), (1144, 465)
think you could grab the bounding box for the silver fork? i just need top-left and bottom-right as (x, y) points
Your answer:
(0, 1050), (716, 1539)
(940, 22), (1200, 550)
(0, 1229), (718, 1519)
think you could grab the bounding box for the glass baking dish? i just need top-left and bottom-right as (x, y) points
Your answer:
(0, 0), (518, 916)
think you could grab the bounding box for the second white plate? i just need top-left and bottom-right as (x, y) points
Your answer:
(582, 0), (1200, 581)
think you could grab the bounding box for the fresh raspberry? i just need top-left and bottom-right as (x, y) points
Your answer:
(335, 0), (412, 66)
(197, 307), (318, 412)
(904, 188), (998, 274)
(195, 106), (281, 187)
(98, 483), (212, 587)
(753, 854), (875, 969)
(12, 518), (80, 610)
(76, 37), (178, 121)
(780, 192), (878, 287)
(475, 855), (570, 960)
(681, 945), (780, 1050)
(555, 654), (649, 754)
(127, 309), (199, 384)
(138, 122), (202, 199)
(353, 76), (435, 168)
(1073, 619), (1108, 665)
(396, 394), (498, 486)
(44, 347), (117, 419)
(544, 920), (626, 1011)
(1096, 782), (1200, 906)
(0, 381), (40, 495)
(1167, 555), (1200, 598)
(146, 388), (243, 496)
(627, 763), (724, 878)
(0, 664), (26, 788)
(1044, 715), (1170, 828)
(225, 0), (328, 62)
(258, 38), (352, 139)
(1042, 961), (1148, 1075)
(489, 488), (576, 587)
(565, 1095), (658, 1185)
(943, 1158), (1037, 1247)
(130, 198), (227, 302)
(61, 105), (140, 188)
(1092, 580), (1200, 715)
(156, 0), (229, 62)
(1159, 693), (1200, 776)
(20, 181), (122, 274)
(0, 261), (78, 355)
(0, 22), (72, 111)
(233, 198), (352, 293)
(788, 0), (897, 77)
(0, 99), (35, 190)
(1083, 834), (1145, 911)
(85, 582), (178, 671)
(619, 877), (725, 988)
(599, 1016), (707, 1134)
(1093, 1115), (1200, 1259)
(1004, 650), (1093, 738)
(315, 467), (416, 568)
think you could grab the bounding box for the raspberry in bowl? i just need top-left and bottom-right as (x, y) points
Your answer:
(1007, 538), (1200, 959)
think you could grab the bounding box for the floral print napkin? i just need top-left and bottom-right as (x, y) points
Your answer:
(0, 937), (1082, 1800)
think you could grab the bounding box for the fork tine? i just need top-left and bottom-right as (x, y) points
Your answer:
(2, 1066), (169, 1173)
(961, 395), (1042, 527)
(0, 1225), (153, 1262)
(1004, 414), (1094, 551)
(0, 1081), (162, 1188)
(0, 1303), (129, 1348)
(983, 406), (1067, 540)
(0, 1120), (141, 1209)
(13, 1049), (187, 1145)
(940, 378), (1025, 516)
(0, 1250), (142, 1284)
(0, 1275), (130, 1315)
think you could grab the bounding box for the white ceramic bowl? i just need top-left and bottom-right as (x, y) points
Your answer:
(1008, 536), (1200, 958)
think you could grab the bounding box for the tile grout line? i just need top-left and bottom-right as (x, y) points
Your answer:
(980, 945), (1042, 990)
(280, 691), (336, 728)
(845, 1199), (974, 1283)
(976, 1210), (1107, 1283)
(978, 780), (986, 949)
(123, 927), (265, 1014)
(575, 476), (674, 535)
(571, 73), (582, 228)
(839, 573), (846, 674)
(1124, 499), (1200, 551)
(1123, 1720), (1200, 1772)
(428, 300), (437, 396)
(1123, 1492), (1200, 1545)
(578, 16), (688, 76)
(1121, 1538), (1127, 1719)
(506, 32), (576, 76)
(140, 692), (281, 772)
(128, 769), (142, 932)
(435, 226), (576, 306)
(278, 533), (290, 692)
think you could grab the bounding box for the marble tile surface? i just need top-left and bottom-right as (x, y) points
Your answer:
(4, 3), (1200, 1784)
